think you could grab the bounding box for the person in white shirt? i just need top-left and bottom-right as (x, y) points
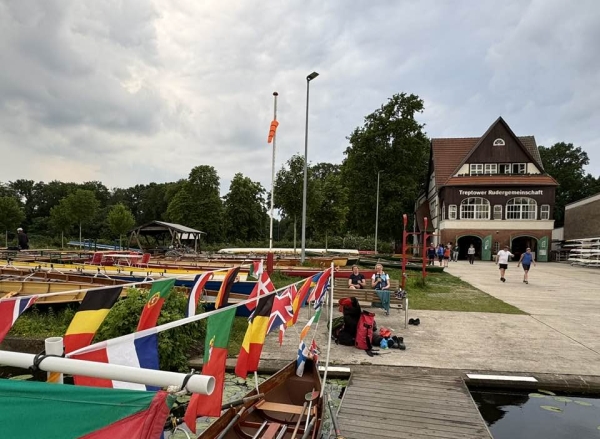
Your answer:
(496, 245), (514, 282)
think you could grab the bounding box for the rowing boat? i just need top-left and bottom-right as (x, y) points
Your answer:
(198, 360), (323, 439)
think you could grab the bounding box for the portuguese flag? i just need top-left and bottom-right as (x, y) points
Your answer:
(184, 307), (236, 432)
(136, 279), (175, 331)
(64, 286), (123, 354)
(0, 378), (173, 439)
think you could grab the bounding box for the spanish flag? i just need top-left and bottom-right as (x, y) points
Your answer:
(215, 267), (239, 309)
(234, 293), (275, 379)
(136, 279), (175, 331)
(64, 286), (123, 354)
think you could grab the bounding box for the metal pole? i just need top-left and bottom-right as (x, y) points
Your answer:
(269, 92), (278, 250)
(301, 73), (319, 263)
(375, 171), (381, 253)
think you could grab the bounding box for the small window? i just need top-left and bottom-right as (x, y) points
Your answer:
(541, 205), (550, 220)
(512, 163), (526, 174)
(470, 164), (483, 175)
(493, 138), (505, 146)
(449, 205), (457, 220)
(498, 164), (511, 174)
(484, 164), (497, 174)
(493, 205), (502, 220)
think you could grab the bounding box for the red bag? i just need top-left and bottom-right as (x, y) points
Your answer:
(379, 327), (392, 338)
(355, 311), (375, 350)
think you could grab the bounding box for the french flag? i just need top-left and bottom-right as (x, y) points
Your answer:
(186, 272), (214, 317)
(0, 296), (37, 343)
(67, 331), (160, 391)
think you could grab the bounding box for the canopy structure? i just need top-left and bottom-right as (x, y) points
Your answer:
(128, 221), (206, 254)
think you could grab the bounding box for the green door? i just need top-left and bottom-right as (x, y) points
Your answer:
(482, 235), (492, 261)
(537, 236), (549, 262)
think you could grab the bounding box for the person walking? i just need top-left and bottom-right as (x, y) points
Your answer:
(427, 243), (436, 266)
(371, 263), (390, 315)
(496, 245), (514, 282)
(453, 244), (460, 262)
(443, 245), (451, 267)
(17, 228), (29, 250)
(436, 244), (444, 266)
(517, 247), (536, 284)
(467, 244), (476, 265)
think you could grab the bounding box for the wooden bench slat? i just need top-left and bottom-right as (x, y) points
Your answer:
(256, 401), (306, 415)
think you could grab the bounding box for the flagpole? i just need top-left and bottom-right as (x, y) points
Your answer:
(320, 263), (334, 397)
(269, 92), (278, 251)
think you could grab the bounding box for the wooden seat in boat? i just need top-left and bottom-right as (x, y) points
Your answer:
(256, 400), (305, 415)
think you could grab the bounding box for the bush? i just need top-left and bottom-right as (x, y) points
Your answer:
(95, 287), (205, 372)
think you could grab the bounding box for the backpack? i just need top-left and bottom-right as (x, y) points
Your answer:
(355, 311), (376, 351)
(328, 316), (345, 342)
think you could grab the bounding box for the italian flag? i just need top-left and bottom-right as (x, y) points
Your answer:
(184, 307), (237, 433)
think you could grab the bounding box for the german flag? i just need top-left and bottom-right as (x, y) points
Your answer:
(64, 286), (123, 354)
(136, 279), (175, 331)
(234, 293), (275, 379)
(215, 267), (239, 309)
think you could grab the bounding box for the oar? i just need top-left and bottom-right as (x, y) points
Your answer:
(326, 393), (345, 439)
(216, 405), (255, 439)
(251, 420), (268, 439)
(275, 424), (288, 439)
(221, 393), (264, 410)
(290, 402), (308, 439)
(300, 417), (316, 439)
(304, 389), (319, 431)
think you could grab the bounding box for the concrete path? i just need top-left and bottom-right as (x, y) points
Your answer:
(256, 262), (600, 376)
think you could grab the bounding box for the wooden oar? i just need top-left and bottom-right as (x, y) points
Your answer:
(326, 393), (345, 439)
(221, 393), (264, 410)
(216, 405), (255, 439)
(250, 420), (268, 439)
(304, 389), (319, 431)
(300, 417), (316, 439)
(290, 402), (308, 439)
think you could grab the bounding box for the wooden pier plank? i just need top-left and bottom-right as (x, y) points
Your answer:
(337, 372), (492, 439)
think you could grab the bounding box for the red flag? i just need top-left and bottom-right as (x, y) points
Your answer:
(288, 276), (312, 327)
(136, 279), (175, 331)
(246, 271), (275, 311)
(308, 267), (332, 303)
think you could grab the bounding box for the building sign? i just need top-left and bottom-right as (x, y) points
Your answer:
(458, 189), (543, 197)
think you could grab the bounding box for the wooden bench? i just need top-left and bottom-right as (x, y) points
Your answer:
(333, 277), (409, 328)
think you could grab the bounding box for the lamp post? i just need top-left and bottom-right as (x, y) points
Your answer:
(375, 171), (382, 253)
(269, 91), (278, 250)
(300, 71), (319, 263)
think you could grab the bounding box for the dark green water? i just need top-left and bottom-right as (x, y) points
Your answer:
(470, 388), (600, 438)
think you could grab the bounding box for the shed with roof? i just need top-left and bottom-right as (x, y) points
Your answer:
(128, 221), (206, 254)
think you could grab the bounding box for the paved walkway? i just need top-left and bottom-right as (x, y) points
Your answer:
(256, 262), (600, 377)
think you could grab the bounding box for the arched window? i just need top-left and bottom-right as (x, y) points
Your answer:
(493, 138), (506, 146)
(506, 197), (537, 220)
(460, 197), (490, 220)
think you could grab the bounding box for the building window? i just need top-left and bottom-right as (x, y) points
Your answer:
(512, 163), (526, 174)
(499, 164), (511, 174)
(449, 205), (457, 220)
(493, 205), (502, 220)
(541, 204), (550, 220)
(484, 164), (497, 174)
(460, 197), (490, 220)
(470, 164), (483, 175)
(506, 197), (537, 220)
(493, 138), (505, 146)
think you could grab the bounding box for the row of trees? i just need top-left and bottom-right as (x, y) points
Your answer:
(1, 93), (599, 250)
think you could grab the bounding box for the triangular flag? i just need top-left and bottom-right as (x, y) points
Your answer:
(246, 271), (274, 311)
(215, 267), (240, 309)
(136, 279), (175, 331)
(0, 296), (37, 343)
(186, 272), (214, 317)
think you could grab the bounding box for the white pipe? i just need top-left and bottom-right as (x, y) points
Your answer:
(0, 350), (215, 395)
(45, 337), (63, 384)
(320, 263), (334, 397)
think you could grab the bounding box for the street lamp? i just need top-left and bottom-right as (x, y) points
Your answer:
(300, 71), (319, 263)
(375, 171), (383, 253)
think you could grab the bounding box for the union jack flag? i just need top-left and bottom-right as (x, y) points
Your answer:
(267, 286), (294, 334)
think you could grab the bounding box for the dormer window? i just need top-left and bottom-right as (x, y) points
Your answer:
(493, 138), (505, 146)
(470, 164), (483, 175)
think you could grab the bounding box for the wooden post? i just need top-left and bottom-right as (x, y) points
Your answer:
(402, 214), (408, 290)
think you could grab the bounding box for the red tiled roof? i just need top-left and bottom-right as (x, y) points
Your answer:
(446, 175), (558, 186)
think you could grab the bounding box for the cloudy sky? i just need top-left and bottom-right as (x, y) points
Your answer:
(1, 0), (599, 195)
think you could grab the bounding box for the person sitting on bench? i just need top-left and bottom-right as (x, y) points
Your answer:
(371, 263), (391, 315)
(348, 265), (366, 289)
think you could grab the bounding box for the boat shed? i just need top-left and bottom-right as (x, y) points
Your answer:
(128, 221), (206, 254)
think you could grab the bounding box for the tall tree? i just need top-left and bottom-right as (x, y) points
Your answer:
(63, 189), (100, 247)
(106, 204), (136, 249)
(273, 155), (320, 251)
(311, 168), (349, 250)
(0, 197), (25, 247)
(8, 179), (35, 227)
(539, 142), (600, 226)
(341, 93), (429, 240)
(165, 166), (224, 242)
(223, 173), (267, 242)
(49, 200), (72, 249)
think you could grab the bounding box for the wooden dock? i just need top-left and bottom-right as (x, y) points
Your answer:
(336, 372), (492, 439)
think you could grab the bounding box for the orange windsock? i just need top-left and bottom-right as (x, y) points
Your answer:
(267, 120), (279, 143)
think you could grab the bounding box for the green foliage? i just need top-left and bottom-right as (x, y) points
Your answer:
(342, 93), (429, 240)
(95, 288), (205, 372)
(310, 165), (349, 249)
(223, 173), (268, 241)
(63, 189), (100, 243)
(106, 203), (136, 247)
(10, 306), (76, 338)
(539, 142), (600, 226)
(0, 196), (25, 243)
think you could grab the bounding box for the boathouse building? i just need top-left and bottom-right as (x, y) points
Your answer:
(416, 117), (558, 262)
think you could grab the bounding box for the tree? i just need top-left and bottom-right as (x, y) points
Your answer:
(8, 179), (35, 227)
(0, 197), (25, 247)
(311, 168), (349, 250)
(341, 93), (429, 241)
(106, 204), (136, 249)
(223, 173), (267, 242)
(63, 190), (100, 248)
(49, 200), (72, 249)
(539, 142), (600, 226)
(273, 155), (320, 251)
(165, 166), (224, 242)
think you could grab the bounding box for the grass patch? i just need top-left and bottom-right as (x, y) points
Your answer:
(371, 268), (525, 314)
(9, 306), (76, 338)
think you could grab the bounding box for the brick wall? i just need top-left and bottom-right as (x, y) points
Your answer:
(564, 198), (600, 240)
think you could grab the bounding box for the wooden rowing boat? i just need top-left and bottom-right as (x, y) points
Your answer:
(198, 360), (323, 439)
